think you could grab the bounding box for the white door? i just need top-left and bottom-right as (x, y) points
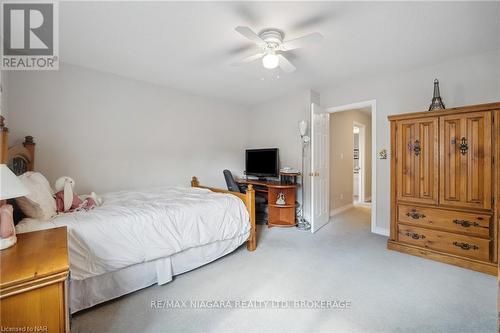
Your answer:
(311, 103), (330, 233)
(353, 171), (359, 197)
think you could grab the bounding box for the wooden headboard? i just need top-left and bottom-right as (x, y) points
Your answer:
(0, 116), (35, 175)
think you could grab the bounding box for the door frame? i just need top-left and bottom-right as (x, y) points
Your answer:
(353, 121), (366, 204)
(325, 99), (384, 236)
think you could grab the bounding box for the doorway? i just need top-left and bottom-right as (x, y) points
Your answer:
(323, 100), (379, 235)
(353, 123), (362, 204)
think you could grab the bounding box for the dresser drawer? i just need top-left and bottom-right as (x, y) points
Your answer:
(398, 225), (490, 261)
(398, 205), (490, 237)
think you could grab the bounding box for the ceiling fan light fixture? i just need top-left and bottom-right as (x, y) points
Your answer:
(234, 26), (322, 74)
(262, 53), (279, 69)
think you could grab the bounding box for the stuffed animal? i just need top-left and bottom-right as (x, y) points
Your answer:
(54, 177), (102, 213)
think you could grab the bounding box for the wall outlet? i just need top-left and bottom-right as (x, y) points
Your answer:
(339, 193), (344, 199)
(340, 153), (344, 159)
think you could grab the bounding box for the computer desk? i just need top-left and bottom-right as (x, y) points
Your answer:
(235, 178), (297, 228)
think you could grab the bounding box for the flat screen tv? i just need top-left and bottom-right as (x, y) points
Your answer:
(245, 148), (279, 179)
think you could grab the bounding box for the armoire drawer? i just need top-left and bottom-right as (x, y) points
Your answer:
(398, 204), (490, 237)
(398, 225), (490, 261)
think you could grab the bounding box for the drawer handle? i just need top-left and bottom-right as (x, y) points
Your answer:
(459, 137), (468, 155)
(406, 210), (426, 219)
(405, 232), (426, 240)
(453, 219), (479, 228)
(452, 241), (478, 251)
(413, 140), (421, 156)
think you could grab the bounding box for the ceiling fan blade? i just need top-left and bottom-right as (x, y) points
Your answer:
(292, 14), (331, 30)
(280, 32), (323, 51)
(278, 54), (296, 73)
(231, 53), (265, 66)
(235, 26), (266, 45)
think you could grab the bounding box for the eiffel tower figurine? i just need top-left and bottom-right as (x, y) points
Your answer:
(428, 79), (445, 111)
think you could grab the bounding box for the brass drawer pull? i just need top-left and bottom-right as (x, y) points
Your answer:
(405, 232), (426, 240)
(452, 242), (478, 251)
(413, 140), (421, 156)
(459, 137), (468, 155)
(453, 219), (479, 228)
(406, 210), (426, 219)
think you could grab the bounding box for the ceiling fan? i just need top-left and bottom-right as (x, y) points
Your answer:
(232, 26), (323, 73)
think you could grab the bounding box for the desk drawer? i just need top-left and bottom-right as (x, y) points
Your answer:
(398, 205), (490, 237)
(398, 225), (490, 261)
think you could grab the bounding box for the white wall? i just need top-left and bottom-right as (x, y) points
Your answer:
(321, 49), (500, 233)
(247, 90), (311, 170)
(246, 90), (316, 219)
(6, 63), (250, 194)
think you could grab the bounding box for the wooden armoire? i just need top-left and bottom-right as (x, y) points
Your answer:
(388, 102), (500, 275)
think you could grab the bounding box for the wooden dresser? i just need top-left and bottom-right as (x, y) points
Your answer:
(0, 227), (70, 332)
(388, 102), (500, 275)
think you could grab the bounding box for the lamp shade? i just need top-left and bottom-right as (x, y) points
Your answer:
(262, 53), (279, 69)
(299, 120), (308, 136)
(0, 164), (28, 200)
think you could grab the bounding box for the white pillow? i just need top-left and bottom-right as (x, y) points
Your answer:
(15, 172), (57, 221)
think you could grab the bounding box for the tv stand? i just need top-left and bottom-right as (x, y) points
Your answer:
(236, 178), (297, 228)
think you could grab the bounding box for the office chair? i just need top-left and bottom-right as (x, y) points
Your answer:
(223, 169), (242, 193)
(223, 170), (267, 224)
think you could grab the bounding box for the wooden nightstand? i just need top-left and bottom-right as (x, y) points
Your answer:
(0, 227), (70, 333)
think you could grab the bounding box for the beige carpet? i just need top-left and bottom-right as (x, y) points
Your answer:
(72, 207), (496, 332)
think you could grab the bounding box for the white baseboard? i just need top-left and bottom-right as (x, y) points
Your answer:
(330, 204), (354, 217)
(372, 226), (389, 237)
(354, 202), (371, 209)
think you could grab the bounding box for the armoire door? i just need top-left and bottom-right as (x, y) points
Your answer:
(440, 112), (492, 209)
(397, 117), (439, 204)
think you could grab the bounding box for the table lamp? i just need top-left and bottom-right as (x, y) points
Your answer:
(0, 164), (28, 250)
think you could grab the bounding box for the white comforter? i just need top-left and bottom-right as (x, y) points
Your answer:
(16, 186), (250, 280)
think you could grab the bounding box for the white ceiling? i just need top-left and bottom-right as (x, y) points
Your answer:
(60, 1), (500, 106)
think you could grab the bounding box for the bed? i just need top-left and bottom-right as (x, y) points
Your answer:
(0, 117), (256, 313)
